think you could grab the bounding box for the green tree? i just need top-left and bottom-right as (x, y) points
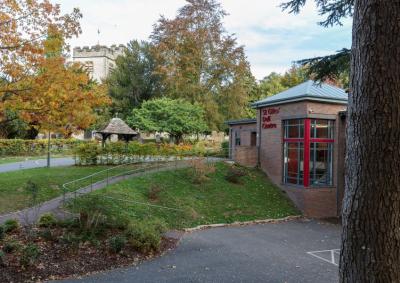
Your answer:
(283, 1), (400, 282)
(252, 65), (309, 103)
(106, 40), (161, 118)
(150, 0), (254, 130)
(127, 98), (207, 143)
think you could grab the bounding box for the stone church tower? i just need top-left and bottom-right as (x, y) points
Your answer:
(72, 44), (125, 82)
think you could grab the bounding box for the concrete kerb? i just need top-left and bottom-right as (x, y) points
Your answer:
(182, 215), (303, 233)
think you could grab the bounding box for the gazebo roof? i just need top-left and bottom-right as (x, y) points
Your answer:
(97, 118), (137, 135)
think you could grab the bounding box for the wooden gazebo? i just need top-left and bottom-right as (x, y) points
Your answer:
(96, 118), (138, 146)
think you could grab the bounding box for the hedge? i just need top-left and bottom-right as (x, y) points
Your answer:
(0, 139), (87, 157)
(74, 141), (217, 165)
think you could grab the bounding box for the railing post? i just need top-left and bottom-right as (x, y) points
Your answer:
(63, 186), (66, 205)
(107, 169), (109, 186)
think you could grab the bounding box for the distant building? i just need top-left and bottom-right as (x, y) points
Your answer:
(227, 80), (348, 219)
(72, 44), (125, 82)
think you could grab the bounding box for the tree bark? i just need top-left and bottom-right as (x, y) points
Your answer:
(340, 1), (400, 282)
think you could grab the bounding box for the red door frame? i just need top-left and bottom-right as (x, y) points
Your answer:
(303, 119), (311, 187)
(283, 119), (334, 188)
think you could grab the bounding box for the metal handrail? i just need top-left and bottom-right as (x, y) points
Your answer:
(61, 158), (193, 203)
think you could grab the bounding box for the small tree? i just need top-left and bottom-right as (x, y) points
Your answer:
(127, 98), (207, 143)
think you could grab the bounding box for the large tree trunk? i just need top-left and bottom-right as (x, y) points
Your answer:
(340, 1), (400, 282)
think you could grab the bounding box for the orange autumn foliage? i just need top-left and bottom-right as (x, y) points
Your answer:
(0, 1), (110, 135)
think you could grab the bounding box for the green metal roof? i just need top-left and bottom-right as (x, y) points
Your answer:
(252, 80), (348, 108)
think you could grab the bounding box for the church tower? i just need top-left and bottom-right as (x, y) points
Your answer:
(72, 44), (125, 82)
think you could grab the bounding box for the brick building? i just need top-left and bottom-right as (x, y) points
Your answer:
(227, 80), (348, 218)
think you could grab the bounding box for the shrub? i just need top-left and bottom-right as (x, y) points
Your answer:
(3, 240), (20, 253)
(73, 141), (200, 165)
(24, 180), (40, 206)
(0, 138), (83, 157)
(59, 232), (81, 247)
(0, 226), (4, 241)
(74, 142), (100, 165)
(147, 184), (164, 202)
(189, 158), (216, 184)
(70, 194), (128, 232)
(125, 221), (166, 254)
(0, 250), (4, 266)
(38, 213), (57, 228)
(20, 244), (40, 267)
(3, 219), (19, 233)
(225, 165), (247, 184)
(108, 235), (127, 253)
(221, 141), (229, 157)
(38, 229), (54, 241)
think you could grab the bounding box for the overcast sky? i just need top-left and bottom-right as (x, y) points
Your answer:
(58, 0), (352, 80)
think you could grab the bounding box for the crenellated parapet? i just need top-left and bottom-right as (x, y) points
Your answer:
(73, 44), (126, 59)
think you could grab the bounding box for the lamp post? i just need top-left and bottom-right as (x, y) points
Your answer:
(47, 131), (51, 168)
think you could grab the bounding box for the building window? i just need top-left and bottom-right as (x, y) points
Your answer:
(283, 119), (334, 187)
(310, 142), (333, 186)
(235, 131), (241, 146)
(284, 142), (304, 185)
(311, 119), (334, 139)
(284, 119), (304, 138)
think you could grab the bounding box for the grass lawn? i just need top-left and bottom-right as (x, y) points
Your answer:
(80, 162), (299, 229)
(0, 164), (144, 214)
(0, 154), (72, 165)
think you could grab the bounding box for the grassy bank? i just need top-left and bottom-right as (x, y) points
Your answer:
(0, 164), (142, 214)
(74, 162), (299, 229)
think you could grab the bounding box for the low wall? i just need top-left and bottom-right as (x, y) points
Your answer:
(283, 186), (338, 218)
(233, 146), (257, 167)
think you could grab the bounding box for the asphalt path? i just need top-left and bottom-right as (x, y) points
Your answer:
(0, 157), (75, 173)
(59, 219), (341, 283)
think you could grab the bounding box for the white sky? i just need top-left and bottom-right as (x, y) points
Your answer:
(58, 0), (352, 80)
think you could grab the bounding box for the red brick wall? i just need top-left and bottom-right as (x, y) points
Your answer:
(229, 123), (257, 160)
(233, 146), (257, 167)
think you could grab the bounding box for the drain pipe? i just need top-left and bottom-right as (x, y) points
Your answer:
(257, 107), (262, 167)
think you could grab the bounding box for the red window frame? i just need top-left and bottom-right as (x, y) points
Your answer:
(283, 119), (334, 187)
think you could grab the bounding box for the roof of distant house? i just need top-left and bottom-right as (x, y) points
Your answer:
(252, 80), (348, 108)
(97, 118), (137, 135)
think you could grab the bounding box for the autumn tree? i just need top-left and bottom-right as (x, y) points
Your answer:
(127, 98), (207, 144)
(10, 30), (110, 137)
(106, 40), (161, 119)
(150, 0), (254, 130)
(282, 0), (400, 281)
(0, 0), (82, 129)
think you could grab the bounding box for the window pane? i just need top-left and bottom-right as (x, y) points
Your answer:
(311, 119), (334, 139)
(284, 142), (304, 185)
(284, 119), (304, 138)
(235, 131), (241, 146)
(310, 143), (333, 186)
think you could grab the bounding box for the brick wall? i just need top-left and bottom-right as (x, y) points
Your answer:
(229, 123), (257, 160)
(233, 146), (257, 167)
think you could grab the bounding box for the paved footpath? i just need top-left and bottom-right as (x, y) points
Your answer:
(0, 157), (75, 173)
(58, 219), (341, 283)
